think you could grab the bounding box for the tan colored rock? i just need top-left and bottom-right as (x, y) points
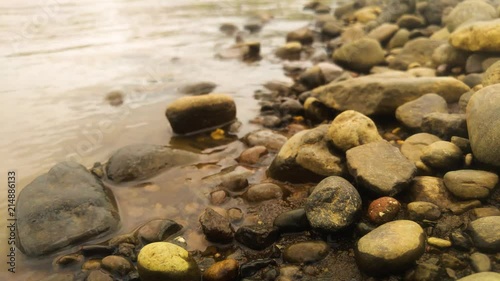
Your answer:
(312, 76), (470, 115)
(450, 19), (500, 52)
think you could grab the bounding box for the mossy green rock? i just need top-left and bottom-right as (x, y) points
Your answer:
(138, 242), (201, 281)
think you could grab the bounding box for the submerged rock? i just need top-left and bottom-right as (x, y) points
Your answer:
(457, 272), (500, 281)
(355, 220), (425, 275)
(312, 76), (469, 116)
(17, 162), (120, 256)
(106, 144), (200, 183)
(304, 176), (362, 232)
(268, 125), (346, 183)
(178, 81), (217, 95)
(166, 94), (236, 135)
(482, 61), (500, 87)
(235, 225), (280, 250)
(283, 241), (329, 264)
(137, 242), (201, 281)
(202, 259), (239, 281)
(347, 141), (417, 196)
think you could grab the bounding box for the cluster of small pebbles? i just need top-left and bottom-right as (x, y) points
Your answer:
(20, 0), (500, 280)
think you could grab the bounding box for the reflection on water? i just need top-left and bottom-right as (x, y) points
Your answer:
(0, 0), (322, 279)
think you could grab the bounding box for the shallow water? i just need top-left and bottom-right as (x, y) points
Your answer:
(0, 0), (331, 279)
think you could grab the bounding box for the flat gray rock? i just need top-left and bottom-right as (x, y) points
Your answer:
(106, 144), (200, 183)
(312, 75), (469, 116)
(347, 141), (417, 196)
(395, 93), (448, 129)
(17, 162), (120, 256)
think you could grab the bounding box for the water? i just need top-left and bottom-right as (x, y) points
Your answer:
(0, 0), (326, 279)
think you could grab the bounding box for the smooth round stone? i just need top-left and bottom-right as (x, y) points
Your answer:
(273, 209), (310, 233)
(305, 176), (362, 232)
(137, 242), (201, 281)
(327, 110), (382, 152)
(244, 130), (287, 151)
(101, 255), (132, 276)
(332, 38), (385, 72)
(246, 183), (283, 202)
(407, 202), (441, 221)
(367, 197), (401, 224)
(457, 272), (500, 281)
(283, 241), (329, 264)
(355, 220), (425, 275)
(202, 259), (239, 281)
(238, 146), (268, 164)
(470, 252), (491, 272)
(468, 216), (500, 253)
(210, 190), (227, 205)
(443, 170), (499, 200)
(420, 141), (463, 170)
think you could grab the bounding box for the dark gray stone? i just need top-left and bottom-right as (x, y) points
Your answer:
(273, 209), (310, 233)
(304, 176), (362, 232)
(17, 162), (120, 257)
(421, 113), (468, 139)
(235, 225), (280, 250)
(199, 208), (234, 244)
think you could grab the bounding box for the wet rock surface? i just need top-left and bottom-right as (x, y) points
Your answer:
(17, 162), (120, 257)
(19, 1), (500, 280)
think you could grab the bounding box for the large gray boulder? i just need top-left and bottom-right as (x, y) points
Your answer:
(346, 141), (417, 196)
(466, 84), (500, 167)
(312, 75), (469, 116)
(17, 162), (120, 256)
(268, 125), (346, 183)
(106, 144), (200, 183)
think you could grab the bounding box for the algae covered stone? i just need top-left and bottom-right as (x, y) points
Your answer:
(137, 242), (201, 281)
(450, 19), (500, 53)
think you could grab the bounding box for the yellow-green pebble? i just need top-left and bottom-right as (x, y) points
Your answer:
(427, 237), (452, 248)
(137, 242), (201, 281)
